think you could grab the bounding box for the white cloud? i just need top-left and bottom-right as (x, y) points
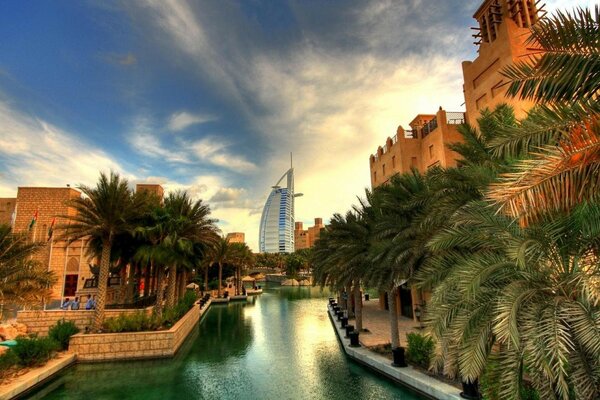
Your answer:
(167, 111), (216, 132)
(190, 136), (257, 172)
(0, 98), (132, 197)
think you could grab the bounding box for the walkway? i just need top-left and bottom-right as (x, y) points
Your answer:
(355, 297), (420, 348)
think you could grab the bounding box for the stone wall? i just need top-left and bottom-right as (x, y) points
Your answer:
(69, 300), (209, 362)
(17, 308), (152, 336)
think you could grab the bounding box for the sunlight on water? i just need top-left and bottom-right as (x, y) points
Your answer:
(26, 285), (423, 400)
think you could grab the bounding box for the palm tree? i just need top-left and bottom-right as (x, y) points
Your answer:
(154, 192), (218, 308)
(488, 6), (600, 221)
(420, 200), (600, 400)
(0, 225), (56, 319)
(60, 172), (145, 331)
(210, 237), (231, 297)
(228, 242), (253, 295)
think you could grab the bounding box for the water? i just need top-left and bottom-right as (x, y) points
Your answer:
(25, 285), (423, 399)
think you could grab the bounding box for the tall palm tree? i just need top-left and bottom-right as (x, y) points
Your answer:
(228, 242), (253, 295)
(60, 172), (145, 331)
(420, 201), (600, 400)
(0, 225), (56, 319)
(488, 6), (600, 220)
(155, 192), (218, 308)
(210, 237), (231, 297)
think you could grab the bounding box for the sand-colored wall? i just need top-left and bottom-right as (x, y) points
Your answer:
(17, 308), (153, 336)
(69, 301), (208, 362)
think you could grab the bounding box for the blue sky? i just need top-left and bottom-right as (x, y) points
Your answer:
(0, 0), (589, 250)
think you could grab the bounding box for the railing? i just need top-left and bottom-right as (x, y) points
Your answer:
(420, 117), (438, 138)
(446, 112), (466, 125)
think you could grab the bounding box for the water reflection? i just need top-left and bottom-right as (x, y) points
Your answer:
(27, 285), (422, 400)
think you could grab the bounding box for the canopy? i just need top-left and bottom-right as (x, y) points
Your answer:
(242, 275), (256, 282)
(281, 279), (300, 286)
(186, 283), (199, 289)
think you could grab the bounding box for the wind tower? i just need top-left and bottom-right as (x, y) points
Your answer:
(462, 0), (545, 122)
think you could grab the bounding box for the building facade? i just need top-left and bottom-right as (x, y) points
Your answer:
(5, 183), (164, 307)
(369, 108), (466, 188)
(226, 232), (245, 244)
(462, 0), (539, 122)
(259, 168), (300, 253)
(368, 0), (541, 321)
(294, 218), (325, 251)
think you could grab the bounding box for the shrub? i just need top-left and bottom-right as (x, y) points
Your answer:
(0, 349), (18, 377)
(12, 336), (58, 367)
(102, 292), (197, 333)
(405, 332), (434, 369)
(48, 319), (80, 350)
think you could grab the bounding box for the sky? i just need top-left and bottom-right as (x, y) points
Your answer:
(0, 0), (592, 251)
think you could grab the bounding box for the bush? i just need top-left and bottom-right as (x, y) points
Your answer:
(405, 332), (434, 369)
(48, 319), (80, 350)
(103, 292), (197, 333)
(12, 336), (58, 367)
(0, 349), (18, 377)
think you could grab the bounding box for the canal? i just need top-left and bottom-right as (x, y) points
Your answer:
(26, 285), (423, 399)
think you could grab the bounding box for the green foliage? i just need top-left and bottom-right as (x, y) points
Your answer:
(103, 311), (162, 333)
(162, 291), (197, 328)
(48, 319), (80, 350)
(0, 349), (18, 377)
(103, 291), (198, 333)
(405, 332), (434, 369)
(12, 336), (58, 367)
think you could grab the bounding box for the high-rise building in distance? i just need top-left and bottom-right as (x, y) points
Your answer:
(259, 164), (302, 253)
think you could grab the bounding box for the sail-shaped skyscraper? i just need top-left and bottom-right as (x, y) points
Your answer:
(259, 160), (302, 253)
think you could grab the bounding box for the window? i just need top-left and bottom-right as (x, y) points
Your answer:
(429, 145), (434, 158)
(411, 157), (418, 167)
(374, 171), (377, 182)
(392, 156), (396, 168)
(382, 164), (386, 176)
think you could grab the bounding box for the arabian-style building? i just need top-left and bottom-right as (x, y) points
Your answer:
(294, 218), (325, 251)
(368, 0), (541, 321)
(4, 183), (164, 307)
(462, 0), (539, 122)
(226, 232), (245, 244)
(369, 107), (466, 188)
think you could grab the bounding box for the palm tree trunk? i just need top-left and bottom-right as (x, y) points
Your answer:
(179, 270), (187, 299)
(92, 240), (111, 331)
(218, 262), (223, 297)
(346, 283), (353, 317)
(155, 267), (164, 315)
(166, 266), (177, 308)
(144, 263), (151, 297)
(204, 265), (209, 293)
(388, 286), (400, 349)
(354, 280), (363, 331)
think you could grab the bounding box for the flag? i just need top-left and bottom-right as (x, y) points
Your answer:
(47, 217), (56, 241)
(10, 204), (17, 228)
(28, 210), (38, 230)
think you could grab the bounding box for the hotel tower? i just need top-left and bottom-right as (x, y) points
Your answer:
(259, 158), (302, 253)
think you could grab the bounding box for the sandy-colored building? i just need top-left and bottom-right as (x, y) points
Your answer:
(369, 108), (466, 188)
(0, 198), (17, 226)
(294, 218), (325, 251)
(368, 0), (541, 321)
(226, 232), (245, 244)
(6, 183), (164, 308)
(462, 0), (539, 122)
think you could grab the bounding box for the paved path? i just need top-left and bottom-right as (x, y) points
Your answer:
(353, 298), (420, 348)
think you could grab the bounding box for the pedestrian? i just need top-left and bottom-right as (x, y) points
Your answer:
(61, 297), (71, 310)
(86, 295), (96, 310)
(70, 296), (80, 310)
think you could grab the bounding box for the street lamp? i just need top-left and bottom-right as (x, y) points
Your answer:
(414, 306), (423, 330)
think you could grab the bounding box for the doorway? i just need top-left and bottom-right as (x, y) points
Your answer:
(63, 274), (79, 297)
(399, 285), (413, 319)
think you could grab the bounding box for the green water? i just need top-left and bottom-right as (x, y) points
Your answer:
(25, 285), (423, 399)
